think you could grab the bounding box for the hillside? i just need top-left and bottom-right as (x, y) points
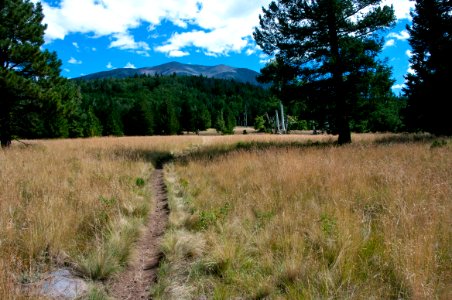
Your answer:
(75, 61), (263, 86)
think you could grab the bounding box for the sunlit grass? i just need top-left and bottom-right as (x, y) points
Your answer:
(156, 136), (451, 299)
(0, 136), (199, 298)
(2, 133), (448, 299)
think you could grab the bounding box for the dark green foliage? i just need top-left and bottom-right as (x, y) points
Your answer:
(158, 97), (180, 135)
(430, 139), (447, 149)
(0, 0), (85, 146)
(123, 99), (154, 136)
(135, 177), (145, 187)
(76, 105), (103, 137)
(214, 110), (227, 134)
(222, 106), (236, 134)
(254, 0), (396, 143)
(179, 90), (211, 134)
(254, 115), (266, 132)
(213, 108), (235, 134)
(76, 75), (271, 136)
(348, 65), (407, 133)
(404, 0), (452, 135)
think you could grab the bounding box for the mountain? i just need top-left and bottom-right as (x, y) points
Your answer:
(75, 61), (264, 86)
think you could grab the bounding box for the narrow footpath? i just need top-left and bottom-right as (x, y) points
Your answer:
(108, 168), (169, 299)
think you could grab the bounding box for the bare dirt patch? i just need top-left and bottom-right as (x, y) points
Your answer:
(107, 168), (169, 299)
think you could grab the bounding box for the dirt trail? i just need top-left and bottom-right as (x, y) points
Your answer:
(108, 168), (169, 299)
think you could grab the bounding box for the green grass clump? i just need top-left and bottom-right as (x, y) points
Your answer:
(135, 177), (146, 187)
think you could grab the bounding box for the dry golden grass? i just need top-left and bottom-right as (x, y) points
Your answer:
(2, 133), (448, 299)
(157, 136), (451, 299)
(0, 136), (201, 298)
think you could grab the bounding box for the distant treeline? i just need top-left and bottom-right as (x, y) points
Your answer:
(15, 73), (407, 140)
(77, 74), (406, 137)
(76, 75), (274, 136)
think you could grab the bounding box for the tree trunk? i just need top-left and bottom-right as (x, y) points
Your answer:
(275, 109), (280, 134)
(0, 114), (12, 148)
(280, 102), (286, 134)
(337, 110), (351, 145)
(0, 86), (12, 148)
(327, 0), (351, 145)
(0, 136), (11, 148)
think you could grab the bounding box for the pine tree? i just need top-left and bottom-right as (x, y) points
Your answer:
(404, 0), (452, 135)
(123, 99), (154, 136)
(214, 110), (227, 134)
(0, 0), (64, 147)
(254, 0), (395, 144)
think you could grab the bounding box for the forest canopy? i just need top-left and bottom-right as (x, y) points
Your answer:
(74, 75), (274, 136)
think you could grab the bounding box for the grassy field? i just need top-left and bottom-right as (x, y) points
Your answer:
(0, 136), (201, 298)
(0, 133), (332, 298)
(1, 133), (450, 299)
(154, 135), (451, 299)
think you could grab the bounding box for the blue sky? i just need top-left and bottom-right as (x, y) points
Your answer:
(35, 0), (415, 92)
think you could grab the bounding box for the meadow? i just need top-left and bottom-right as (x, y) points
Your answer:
(153, 134), (451, 299)
(0, 136), (200, 298)
(0, 133), (450, 299)
(0, 133), (329, 298)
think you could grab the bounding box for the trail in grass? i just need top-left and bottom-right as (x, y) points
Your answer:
(108, 168), (169, 299)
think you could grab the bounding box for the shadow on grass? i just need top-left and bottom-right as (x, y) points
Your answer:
(175, 139), (338, 165)
(105, 139), (339, 169)
(106, 149), (175, 169)
(372, 133), (440, 145)
(108, 133), (448, 168)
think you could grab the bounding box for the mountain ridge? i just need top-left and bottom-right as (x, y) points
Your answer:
(74, 61), (264, 86)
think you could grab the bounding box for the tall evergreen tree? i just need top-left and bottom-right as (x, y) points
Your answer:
(254, 0), (395, 144)
(123, 99), (154, 136)
(404, 0), (452, 135)
(0, 0), (64, 147)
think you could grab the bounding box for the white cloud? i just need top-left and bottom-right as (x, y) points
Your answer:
(155, 1), (270, 56)
(38, 0), (414, 57)
(109, 32), (150, 54)
(39, 0), (204, 41)
(384, 39), (395, 48)
(391, 83), (405, 90)
(384, 30), (410, 49)
(405, 49), (412, 57)
(147, 24), (157, 32)
(92, 47), (97, 51)
(106, 62), (114, 69)
(168, 50), (190, 57)
(381, 0), (415, 20)
(246, 48), (256, 56)
(155, 26), (249, 56)
(259, 53), (271, 64)
(387, 30), (410, 41)
(68, 57), (82, 64)
(39, 0), (270, 56)
(124, 62), (136, 69)
(72, 42), (79, 48)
